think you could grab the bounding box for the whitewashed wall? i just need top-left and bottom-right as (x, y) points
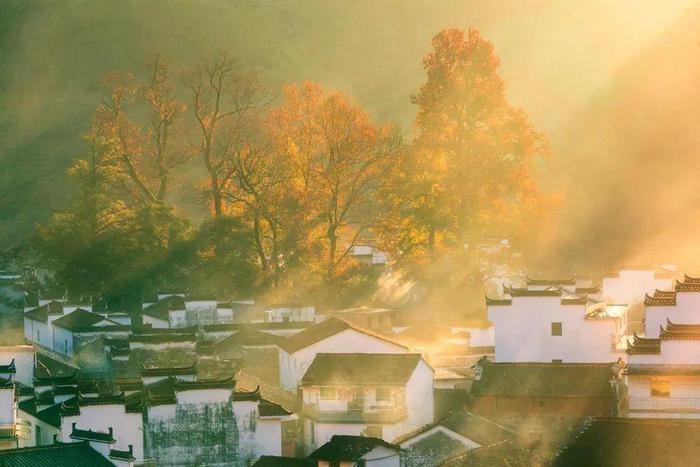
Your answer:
(602, 270), (674, 305)
(488, 296), (621, 363)
(60, 404), (145, 461)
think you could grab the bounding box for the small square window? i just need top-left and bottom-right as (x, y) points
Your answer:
(650, 378), (670, 397)
(364, 425), (382, 438)
(320, 387), (337, 400)
(551, 322), (563, 336)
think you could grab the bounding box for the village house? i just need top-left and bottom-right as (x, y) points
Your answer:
(470, 358), (622, 417)
(601, 267), (677, 305)
(395, 410), (516, 467)
(487, 284), (626, 363)
(625, 320), (700, 418)
(643, 275), (700, 337)
(300, 353), (433, 451)
(265, 304), (316, 323)
(309, 435), (400, 467)
(279, 318), (411, 392)
(143, 292), (242, 328)
(51, 309), (125, 356)
(322, 307), (393, 332)
(349, 245), (388, 266)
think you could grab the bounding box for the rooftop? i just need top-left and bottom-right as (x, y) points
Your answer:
(309, 435), (399, 461)
(51, 309), (116, 332)
(552, 418), (700, 467)
(281, 318), (406, 354)
(69, 423), (115, 444)
(301, 353), (424, 386)
(395, 410), (516, 446)
(0, 441), (115, 466)
(471, 360), (617, 398)
(252, 456), (317, 467)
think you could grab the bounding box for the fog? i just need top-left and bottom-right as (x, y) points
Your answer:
(1, 0), (698, 275)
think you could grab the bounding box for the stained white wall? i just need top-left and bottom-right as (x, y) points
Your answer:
(488, 297), (622, 363)
(24, 318), (51, 349)
(60, 404), (144, 461)
(52, 327), (73, 355)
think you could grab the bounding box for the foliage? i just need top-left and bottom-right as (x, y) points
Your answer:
(377, 28), (557, 313)
(33, 29), (556, 310)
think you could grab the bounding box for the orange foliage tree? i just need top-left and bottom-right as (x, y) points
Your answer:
(88, 55), (188, 205)
(384, 28), (553, 270)
(181, 53), (269, 218)
(268, 82), (401, 280)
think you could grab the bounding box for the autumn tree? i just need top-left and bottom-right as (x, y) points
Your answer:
(90, 55), (188, 205)
(268, 82), (401, 281)
(181, 53), (269, 218)
(396, 28), (550, 264)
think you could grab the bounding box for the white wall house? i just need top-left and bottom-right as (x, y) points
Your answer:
(644, 277), (700, 337)
(265, 305), (315, 323)
(626, 320), (700, 419)
(24, 302), (63, 349)
(396, 410), (516, 466)
(0, 346), (34, 387)
(487, 286), (626, 363)
(60, 393), (145, 462)
(309, 435), (401, 467)
(0, 372), (16, 449)
(142, 377), (294, 465)
(51, 309), (122, 356)
(601, 268), (676, 305)
(300, 353), (433, 452)
(278, 318), (410, 392)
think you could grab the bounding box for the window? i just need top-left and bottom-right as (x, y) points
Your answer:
(364, 425), (382, 438)
(650, 377), (670, 397)
(35, 425), (41, 446)
(309, 422), (315, 444)
(551, 322), (563, 336)
(36, 330), (40, 341)
(376, 387), (391, 402)
(552, 359), (563, 363)
(64, 339), (69, 353)
(320, 387), (337, 400)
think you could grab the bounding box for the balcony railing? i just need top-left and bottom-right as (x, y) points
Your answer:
(0, 422), (16, 439)
(629, 397), (700, 417)
(303, 403), (408, 423)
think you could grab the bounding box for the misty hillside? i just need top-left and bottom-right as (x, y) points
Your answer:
(545, 2), (700, 272)
(0, 0), (693, 247)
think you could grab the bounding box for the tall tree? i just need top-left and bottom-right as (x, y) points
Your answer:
(400, 28), (551, 266)
(269, 82), (401, 280)
(181, 53), (268, 218)
(90, 55), (188, 205)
